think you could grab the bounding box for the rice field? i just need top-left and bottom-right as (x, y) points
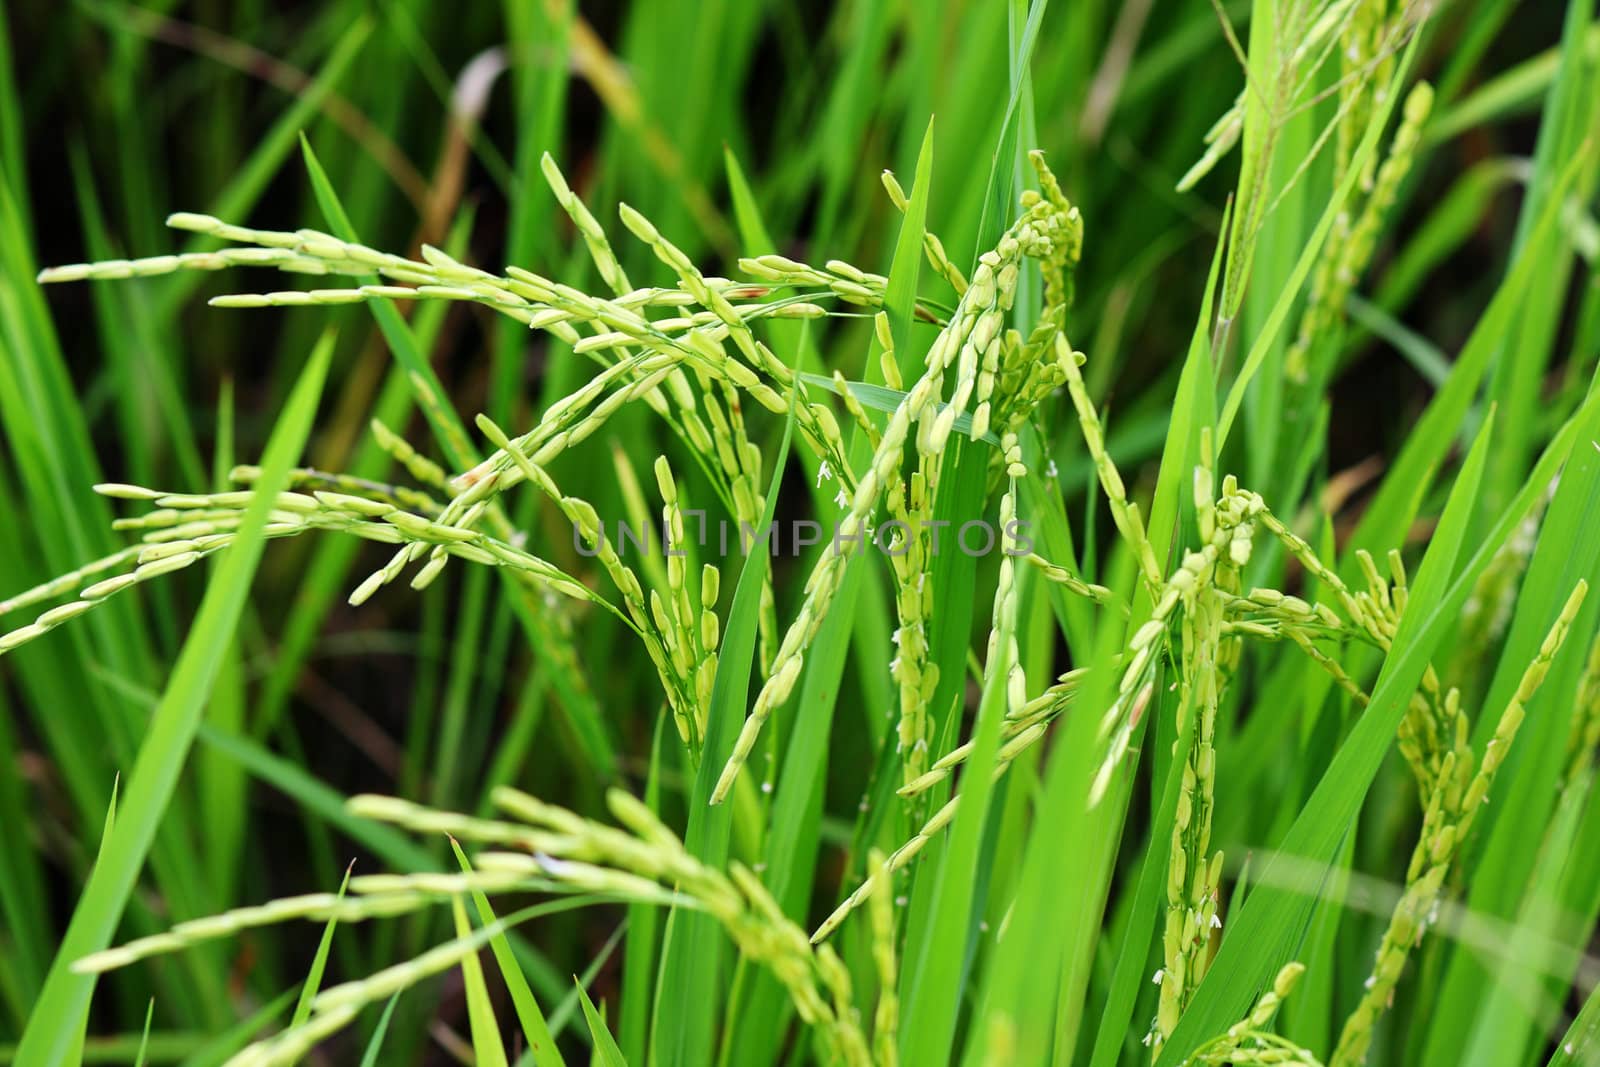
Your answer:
(2, 1), (1599, 1064)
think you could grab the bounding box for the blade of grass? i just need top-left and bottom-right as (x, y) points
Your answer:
(1548, 969), (1600, 1066)
(453, 895), (511, 1067)
(13, 330), (333, 1066)
(132, 1000), (153, 1067)
(290, 861), (353, 1029)
(453, 840), (565, 1067)
(619, 717), (665, 1066)
(576, 982), (629, 1067)
(358, 994), (402, 1067)
(1458, 769), (1592, 1066)
(491, 0), (572, 426)
(962, 551), (1137, 1065)
(1481, 0), (1599, 518)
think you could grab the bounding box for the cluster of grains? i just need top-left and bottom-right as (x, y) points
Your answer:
(1256, 532), (1469, 797)
(1167, 963), (1320, 1065)
(880, 169), (968, 296)
(866, 411), (1442, 955)
(79, 776), (902, 1065)
(883, 464), (940, 784)
(25, 157), (931, 742)
(1330, 581), (1587, 1067)
(941, 483), (1381, 842)
(348, 787), (882, 1067)
(857, 311), (943, 787)
(23, 153), (1100, 829)
(987, 435), (1030, 719)
(437, 178), (854, 676)
(811, 438), (1030, 944)
(896, 666), (1100, 800)
(653, 458), (723, 747)
(738, 253), (889, 311)
(693, 378), (780, 669)
(0, 478), (603, 659)
(1151, 457), (1264, 1054)
(72, 866), (532, 976)
(865, 846), (900, 1067)
(477, 409), (718, 748)
(1172, 0), (1425, 341)
(35, 154), (864, 642)
(1562, 632), (1600, 788)
(710, 155), (1083, 804)
(1253, 510), (1438, 717)
(844, 356), (1424, 950)
(1223, 586), (1371, 707)
(1287, 80), (1434, 381)
(1027, 553), (1116, 604)
(1457, 487), (1550, 666)
(990, 311), (1074, 446)
(1057, 331), (1162, 594)
(25, 112), (1547, 1067)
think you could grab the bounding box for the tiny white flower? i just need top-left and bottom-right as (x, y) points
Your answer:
(1209, 913), (1222, 930)
(816, 460), (833, 486)
(1046, 459), (1059, 479)
(1152, 969), (1164, 985)
(1142, 1033), (1154, 1048)
(1364, 975), (1376, 989)
(760, 780), (773, 794)
(536, 852), (576, 877)
(888, 656), (901, 673)
(834, 487), (850, 507)
(891, 629), (902, 646)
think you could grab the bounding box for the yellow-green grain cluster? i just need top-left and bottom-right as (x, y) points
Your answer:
(1331, 581), (1588, 1067)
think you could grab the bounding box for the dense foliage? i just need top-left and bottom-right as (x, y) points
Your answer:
(2, 1), (1599, 1065)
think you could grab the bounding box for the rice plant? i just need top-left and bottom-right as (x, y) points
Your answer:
(3, 0), (1599, 1064)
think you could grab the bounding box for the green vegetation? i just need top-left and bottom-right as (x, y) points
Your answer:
(3, 1), (1599, 1064)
